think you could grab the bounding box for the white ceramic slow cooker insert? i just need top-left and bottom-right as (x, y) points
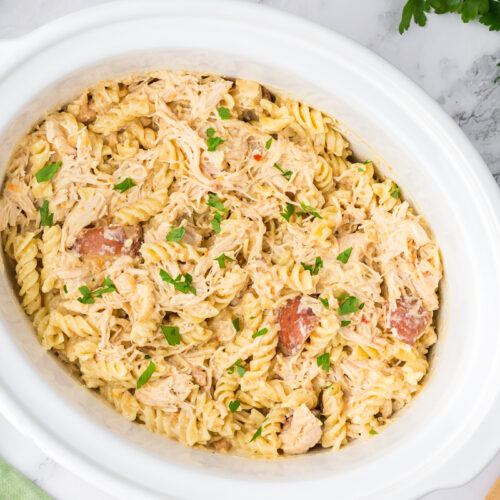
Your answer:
(0, 2), (499, 499)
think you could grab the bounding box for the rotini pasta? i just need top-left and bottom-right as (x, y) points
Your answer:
(0, 70), (442, 458)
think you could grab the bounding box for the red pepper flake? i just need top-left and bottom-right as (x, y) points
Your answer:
(253, 154), (262, 161)
(361, 317), (369, 324)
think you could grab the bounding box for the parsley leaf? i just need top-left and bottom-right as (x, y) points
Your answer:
(324, 383), (333, 390)
(399, 0), (429, 34)
(357, 167), (365, 173)
(273, 163), (293, 180)
(297, 203), (323, 219)
(252, 328), (268, 338)
(161, 325), (181, 346)
(280, 203), (295, 222)
(300, 256), (323, 276)
(318, 415), (326, 425)
(207, 136), (225, 151)
(320, 297), (329, 309)
(317, 352), (330, 372)
(265, 138), (272, 149)
(38, 200), (53, 227)
(369, 429), (378, 435)
(160, 270), (197, 295)
(63, 284), (68, 293)
(227, 365), (235, 374)
(214, 253), (234, 269)
(113, 177), (136, 193)
(77, 285), (94, 304)
(137, 361), (156, 388)
(336, 247), (353, 264)
(211, 212), (223, 234)
(217, 106), (231, 120)
(235, 359), (245, 377)
(341, 320), (351, 327)
(166, 226), (185, 242)
(479, 0), (500, 29)
(35, 161), (62, 182)
(337, 294), (360, 316)
(389, 184), (400, 199)
(207, 193), (226, 212)
(207, 127), (215, 138)
(250, 425), (262, 442)
(92, 276), (117, 297)
(232, 318), (240, 331)
(229, 400), (240, 413)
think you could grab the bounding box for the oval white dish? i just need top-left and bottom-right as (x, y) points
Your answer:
(0, 2), (499, 499)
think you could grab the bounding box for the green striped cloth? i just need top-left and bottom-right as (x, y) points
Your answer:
(0, 458), (53, 500)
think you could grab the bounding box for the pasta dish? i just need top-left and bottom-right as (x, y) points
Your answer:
(0, 71), (442, 457)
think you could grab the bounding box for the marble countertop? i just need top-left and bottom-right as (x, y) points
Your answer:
(0, 1), (499, 499)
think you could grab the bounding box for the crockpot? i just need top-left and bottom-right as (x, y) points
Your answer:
(0, 1), (499, 499)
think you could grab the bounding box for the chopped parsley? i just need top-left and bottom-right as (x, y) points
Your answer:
(228, 400), (240, 413)
(207, 134), (225, 151)
(357, 167), (365, 173)
(227, 359), (245, 377)
(265, 138), (272, 149)
(336, 247), (353, 264)
(92, 276), (116, 298)
(300, 256), (323, 276)
(389, 183), (400, 199)
(38, 200), (53, 227)
(232, 318), (240, 331)
(337, 294), (361, 316)
(166, 226), (185, 242)
(77, 276), (116, 304)
(217, 106), (231, 120)
(160, 270), (197, 295)
(63, 284), (68, 293)
(113, 177), (136, 193)
(317, 352), (330, 372)
(273, 163), (292, 180)
(77, 286), (94, 304)
(145, 354), (151, 359)
(35, 161), (62, 182)
(161, 325), (181, 346)
(318, 415), (326, 425)
(136, 361), (156, 388)
(250, 425), (262, 442)
(207, 127), (215, 137)
(211, 212), (223, 233)
(324, 383), (333, 390)
(214, 253), (234, 269)
(369, 429), (378, 435)
(320, 297), (329, 309)
(207, 193), (227, 212)
(363, 160), (372, 165)
(252, 328), (268, 338)
(297, 203), (323, 219)
(280, 203), (294, 222)
(341, 320), (351, 327)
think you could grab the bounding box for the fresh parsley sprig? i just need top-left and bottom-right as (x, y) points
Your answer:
(160, 270), (197, 295)
(113, 177), (136, 193)
(137, 361), (156, 388)
(35, 161), (61, 183)
(166, 226), (185, 242)
(38, 200), (54, 227)
(300, 256), (324, 276)
(297, 203), (323, 219)
(399, 0), (500, 34)
(206, 128), (226, 151)
(280, 203), (295, 222)
(161, 325), (181, 346)
(77, 276), (116, 304)
(273, 163), (293, 180)
(214, 253), (234, 269)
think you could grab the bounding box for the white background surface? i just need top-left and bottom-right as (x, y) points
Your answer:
(0, 1), (499, 499)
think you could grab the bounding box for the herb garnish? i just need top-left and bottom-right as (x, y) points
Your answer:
(320, 297), (329, 309)
(228, 359), (245, 377)
(317, 352), (330, 372)
(77, 286), (94, 304)
(38, 200), (53, 227)
(113, 177), (136, 193)
(166, 226), (185, 242)
(35, 161), (62, 182)
(160, 270), (197, 295)
(389, 184), (400, 199)
(265, 138), (272, 149)
(250, 425), (262, 442)
(161, 325), (181, 346)
(337, 294), (361, 316)
(336, 247), (353, 264)
(273, 163), (293, 180)
(369, 429), (378, 435)
(214, 253), (234, 269)
(300, 256), (323, 276)
(137, 361), (156, 388)
(207, 130), (226, 151)
(232, 318), (240, 331)
(297, 203), (323, 219)
(280, 203), (295, 222)
(77, 276), (116, 304)
(63, 284), (68, 293)
(341, 320), (351, 327)
(252, 328), (268, 338)
(229, 400), (240, 413)
(217, 106), (231, 120)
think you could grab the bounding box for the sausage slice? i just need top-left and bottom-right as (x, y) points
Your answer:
(388, 296), (431, 346)
(72, 225), (142, 257)
(277, 295), (318, 356)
